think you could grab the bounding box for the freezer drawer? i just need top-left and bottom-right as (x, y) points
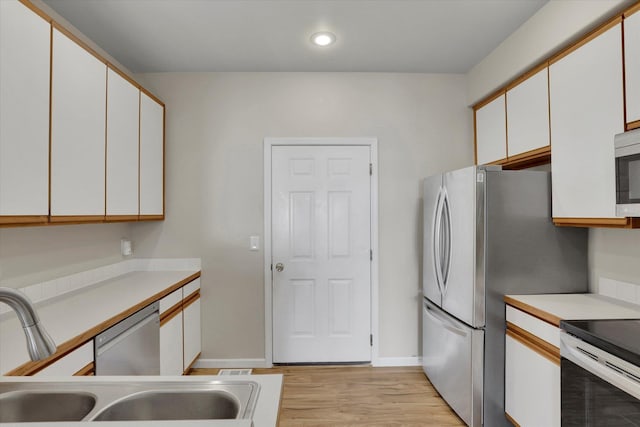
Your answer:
(422, 298), (483, 427)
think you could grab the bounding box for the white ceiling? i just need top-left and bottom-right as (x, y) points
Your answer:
(41, 0), (548, 74)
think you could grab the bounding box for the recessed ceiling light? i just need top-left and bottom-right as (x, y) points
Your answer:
(310, 32), (336, 47)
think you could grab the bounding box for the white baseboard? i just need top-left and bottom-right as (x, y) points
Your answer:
(192, 358), (270, 369)
(372, 357), (422, 367)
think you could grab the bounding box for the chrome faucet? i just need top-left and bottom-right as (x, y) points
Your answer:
(0, 287), (57, 360)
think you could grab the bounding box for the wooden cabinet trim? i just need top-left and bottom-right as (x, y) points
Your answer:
(0, 216), (48, 225)
(19, 0), (52, 23)
(105, 215), (139, 222)
(549, 16), (623, 65)
(183, 351), (201, 375)
(473, 89), (506, 112)
(49, 215), (106, 223)
(183, 290), (201, 310)
(504, 296), (561, 327)
(505, 411), (521, 427)
(625, 1), (640, 18)
(628, 120), (640, 131)
(506, 327), (560, 366)
(160, 300), (183, 326)
(502, 146), (551, 170)
(553, 217), (640, 228)
(73, 362), (95, 376)
(505, 61), (549, 92)
(139, 214), (164, 221)
(5, 271), (201, 376)
(507, 321), (560, 361)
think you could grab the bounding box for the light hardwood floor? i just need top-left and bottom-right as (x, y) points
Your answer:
(190, 365), (464, 426)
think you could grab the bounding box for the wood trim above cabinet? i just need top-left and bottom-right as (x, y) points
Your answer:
(504, 296), (561, 327)
(160, 300), (183, 326)
(553, 217), (640, 228)
(506, 327), (560, 366)
(628, 120), (640, 131)
(183, 290), (201, 310)
(625, 1), (640, 17)
(549, 16), (623, 65)
(183, 351), (201, 375)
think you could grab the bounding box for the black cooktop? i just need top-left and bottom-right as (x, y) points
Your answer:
(561, 319), (640, 367)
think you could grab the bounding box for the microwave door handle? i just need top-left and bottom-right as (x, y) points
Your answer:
(424, 302), (467, 337)
(432, 188), (445, 295)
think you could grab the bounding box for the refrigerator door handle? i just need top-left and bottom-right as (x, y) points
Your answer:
(441, 188), (452, 293)
(432, 187), (445, 295)
(424, 301), (467, 338)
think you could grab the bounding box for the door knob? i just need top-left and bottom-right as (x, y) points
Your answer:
(275, 263), (284, 272)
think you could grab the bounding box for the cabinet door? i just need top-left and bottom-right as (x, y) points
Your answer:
(550, 23), (624, 219)
(505, 335), (560, 427)
(0, 0), (50, 220)
(626, 9), (640, 126)
(183, 295), (201, 372)
(51, 28), (107, 218)
(34, 342), (94, 377)
(139, 92), (164, 217)
(106, 68), (139, 217)
(475, 94), (507, 165)
(160, 311), (183, 376)
(506, 68), (550, 157)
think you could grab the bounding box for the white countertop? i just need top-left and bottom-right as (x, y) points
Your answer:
(0, 374), (283, 427)
(505, 293), (640, 322)
(0, 270), (199, 374)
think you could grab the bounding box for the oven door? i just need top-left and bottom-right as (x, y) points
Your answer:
(560, 332), (640, 426)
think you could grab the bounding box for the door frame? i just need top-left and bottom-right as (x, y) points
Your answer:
(263, 137), (379, 367)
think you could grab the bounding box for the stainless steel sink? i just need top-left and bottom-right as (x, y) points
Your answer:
(92, 390), (240, 421)
(0, 391), (96, 423)
(0, 380), (259, 423)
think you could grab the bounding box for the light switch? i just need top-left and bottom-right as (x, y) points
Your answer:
(250, 235), (260, 251)
(121, 238), (133, 256)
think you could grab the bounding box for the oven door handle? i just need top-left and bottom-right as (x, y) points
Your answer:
(562, 333), (640, 400)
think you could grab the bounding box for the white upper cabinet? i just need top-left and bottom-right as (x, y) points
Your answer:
(506, 68), (550, 157)
(625, 9), (640, 126)
(550, 23), (624, 219)
(51, 28), (107, 218)
(0, 0), (50, 218)
(475, 94), (507, 165)
(139, 93), (164, 216)
(106, 68), (139, 217)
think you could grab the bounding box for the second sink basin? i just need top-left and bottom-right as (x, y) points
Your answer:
(0, 391), (96, 423)
(92, 390), (239, 421)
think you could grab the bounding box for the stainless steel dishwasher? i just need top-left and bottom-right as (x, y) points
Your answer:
(95, 301), (160, 375)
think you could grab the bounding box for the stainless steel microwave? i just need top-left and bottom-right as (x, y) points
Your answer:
(615, 128), (640, 216)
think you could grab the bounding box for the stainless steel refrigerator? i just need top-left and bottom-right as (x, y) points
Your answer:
(422, 165), (588, 427)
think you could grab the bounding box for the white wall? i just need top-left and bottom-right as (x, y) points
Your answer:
(132, 72), (473, 361)
(467, 0), (640, 292)
(466, 0), (631, 105)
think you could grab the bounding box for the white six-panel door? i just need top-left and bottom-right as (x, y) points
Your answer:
(272, 145), (371, 363)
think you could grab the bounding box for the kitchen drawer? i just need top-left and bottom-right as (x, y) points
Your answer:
(506, 305), (560, 348)
(183, 278), (200, 299)
(34, 341), (93, 377)
(160, 288), (182, 314)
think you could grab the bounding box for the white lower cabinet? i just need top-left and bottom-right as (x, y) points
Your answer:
(160, 310), (183, 376)
(34, 341), (94, 377)
(505, 335), (560, 427)
(183, 295), (201, 372)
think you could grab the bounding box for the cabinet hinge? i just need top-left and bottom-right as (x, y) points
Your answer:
(370, 250), (373, 261)
(369, 163), (373, 175)
(370, 334), (373, 346)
